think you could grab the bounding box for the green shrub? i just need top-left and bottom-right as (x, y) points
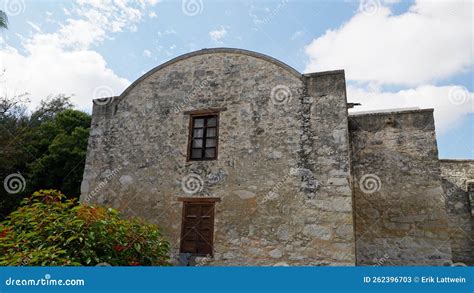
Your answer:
(0, 190), (170, 266)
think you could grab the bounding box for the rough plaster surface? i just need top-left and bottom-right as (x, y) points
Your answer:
(349, 110), (453, 266)
(440, 160), (474, 265)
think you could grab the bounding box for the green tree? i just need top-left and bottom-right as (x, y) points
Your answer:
(0, 93), (31, 219)
(30, 94), (74, 126)
(26, 110), (91, 197)
(0, 95), (91, 220)
(0, 10), (7, 29)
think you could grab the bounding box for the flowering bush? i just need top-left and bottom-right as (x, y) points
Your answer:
(0, 190), (170, 266)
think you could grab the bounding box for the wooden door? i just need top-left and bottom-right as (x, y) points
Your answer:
(180, 201), (215, 256)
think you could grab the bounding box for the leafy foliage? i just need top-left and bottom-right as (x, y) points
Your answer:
(0, 10), (7, 29)
(26, 109), (91, 197)
(0, 190), (170, 266)
(0, 96), (90, 220)
(29, 95), (74, 126)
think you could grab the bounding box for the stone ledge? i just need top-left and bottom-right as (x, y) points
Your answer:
(439, 159), (474, 163)
(303, 69), (345, 78)
(349, 108), (434, 117)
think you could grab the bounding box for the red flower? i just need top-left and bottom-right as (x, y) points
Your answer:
(113, 245), (125, 252)
(129, 261), (141, 266)
(0, 228), (10, 238)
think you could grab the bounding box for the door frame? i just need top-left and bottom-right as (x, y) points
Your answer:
(178, 197), (220, 256)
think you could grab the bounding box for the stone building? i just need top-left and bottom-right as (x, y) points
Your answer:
(80, 48), (473, 266)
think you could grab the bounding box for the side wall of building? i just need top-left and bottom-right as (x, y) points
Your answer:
(349, 110), (452, 265)
(80, 50), (356, 265)
(439, 160), (474, 265)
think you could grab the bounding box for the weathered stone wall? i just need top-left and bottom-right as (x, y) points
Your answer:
(349, 109), (452, 266)
(439, 160), (474, 265)
(81, 49), (355, 265)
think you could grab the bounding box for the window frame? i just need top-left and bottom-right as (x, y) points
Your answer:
(187, 112), (220, 161)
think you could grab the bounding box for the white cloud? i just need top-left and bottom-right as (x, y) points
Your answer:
(0, 0), (158, 111)
(290, 30), (304, 41)
(305, 0), (473, 86)
(209, 26), (228, 43)
(143, 49), (152, 58)
(0, 46), (129, 111)
(248, 1), (289, 29)
(157, 29), (176, 37)
(348, 85), (473, 134)
(304, 0), (473, 134)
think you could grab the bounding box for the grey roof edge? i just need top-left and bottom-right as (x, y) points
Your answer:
(349, 108), (434, 117)
(302, 69), (345, 77)
(439, 159), (474, 163)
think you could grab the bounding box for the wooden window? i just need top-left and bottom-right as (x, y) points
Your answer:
(188, 114), (219, 161)
(180, 200), (216, 256)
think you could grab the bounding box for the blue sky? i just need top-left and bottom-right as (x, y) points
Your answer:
(0, 0), (472, 158)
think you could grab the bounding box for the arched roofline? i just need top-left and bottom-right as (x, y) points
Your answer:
(118, 48), (302, 98)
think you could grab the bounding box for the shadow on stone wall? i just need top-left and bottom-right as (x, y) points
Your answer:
(442, 179), (474, 265)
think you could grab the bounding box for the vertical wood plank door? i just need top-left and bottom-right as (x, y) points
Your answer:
(180, 202), (215, 256)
